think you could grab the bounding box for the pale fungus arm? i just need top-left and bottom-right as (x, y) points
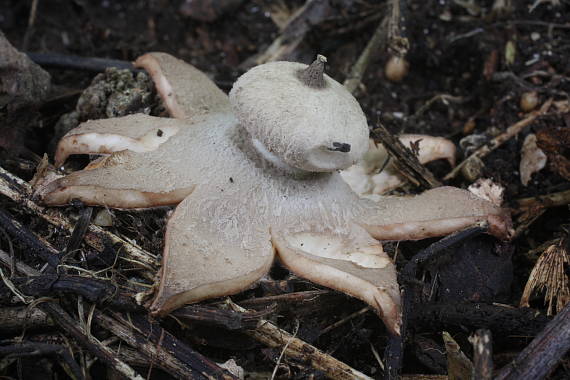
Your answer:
(355, 187), (513, 242)
(341, 135), (456, 197)
(272, 223), (401, 335)
(38, 147), (196, 208)
(36, 112), (237, 208)
(150, 186), (275, 315)
(135, 52), (231, 119)
(54, 53), (232, 167)
(54, 114), (183, 166)
(395, 134), (456, 167)
(43, 52), (233, 206)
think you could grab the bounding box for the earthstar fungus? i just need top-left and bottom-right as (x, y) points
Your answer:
(38, 53), (512, 335)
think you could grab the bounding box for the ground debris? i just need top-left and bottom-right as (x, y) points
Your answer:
(2, 0), (570, 378)
(520, 237), (570, 315)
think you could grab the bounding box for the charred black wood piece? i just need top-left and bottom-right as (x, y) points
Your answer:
(0, 274), (141, 311)
(494, 303), (570, 380)
(411, 302), (550, 336)
(95, 311), (239, 380)
(173, 304), (270, 330)
(26, 52), (136, 72)
(64, 206), (92, 255)
(0, 209), (60, 268)
(0, 341), (84, 380)
(384, 225), (487, 380)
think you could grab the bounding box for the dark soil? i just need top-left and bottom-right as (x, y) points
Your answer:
(1, 1), (569, 379)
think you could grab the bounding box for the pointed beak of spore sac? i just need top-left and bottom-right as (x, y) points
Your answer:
(329, 142), (351, 153)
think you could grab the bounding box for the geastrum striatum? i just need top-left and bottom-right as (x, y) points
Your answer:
(38, 53), (512, 335)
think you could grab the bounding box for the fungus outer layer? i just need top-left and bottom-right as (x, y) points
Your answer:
(38, 52), (513, 336)
(229, 58), (369, 172)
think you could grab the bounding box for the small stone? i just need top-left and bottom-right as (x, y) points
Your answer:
(461, 156), (485, 182)
(520, 91), (539, 112)
(385, 56), (409, 82)
(93, 209), (114, 227)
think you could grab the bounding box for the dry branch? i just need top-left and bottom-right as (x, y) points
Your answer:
(173, 304), (270, 330)
(371, 123), (441, 189)
(494, 302), (570, 380)
(517, 188), (570, 209)
(343, 0), (408, 93)
(0, 208), (60, 268)
(443, 331), (473, 380)
(0, 273), (140, 311)
(229, 300), (373, 380)
(0, 203), (235, 379)
(343, 20), (386, 94)
(27, 52), (136, 72)
(0, 305), (52, 333)
(0, 249), (145, 379)
(0, 341), (83, 380)
(94, 311), (238, 380)
(0, 166), (159, 273)
(470, 329), (493, 380)
(41, 302), (146, 380)
(411, 302), (550, 336)
(444, 98), (553, 180)
(243, 0), (334, 66)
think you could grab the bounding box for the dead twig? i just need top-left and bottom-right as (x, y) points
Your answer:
(270, 319), (299, 380)
(444, 98), (553, 180)
(40, 302), (146, 380)
(173, 304), (271, 330)
(513, 207), (547, 240)
(0, 249), (144, 379)
(0, 209), (60, 268)
(228, 300), (374, 380)
(343, 0), (409, 94)
(491, 71), (541, 91)
(371, 123), (441, 189)
(517, 188), (570, 209)
(343, 20), (386, 94)
(320, 306), (371, 335)
(494, 302), (570, 380)
(95, 311), (238, 380)
(0, 245), (234, 379)
(411, 301), (550, 336)
(0, 306), (52, 333)
(0, 273), (140, 312)
(21, 0), (39, 51)
(0, 245), (232, 379)
(385, 0), (409, 57)
(443, 331), (473, 380)
(470, 329), (493, 380)
(0, 166), (159, 274)
(26, 52), (137, 72)
(0, 341), (84, 380)
(404, 94), (465, 132)
(238, 289), (331, 309)
(242, 0), (334, 67)
(64, 206), (93, 255)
